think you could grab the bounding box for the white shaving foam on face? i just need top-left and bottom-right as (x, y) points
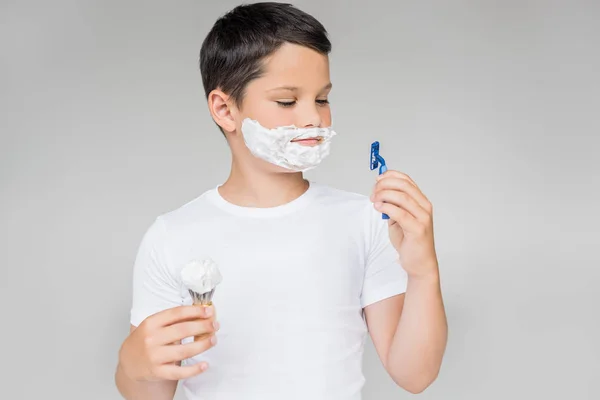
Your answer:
(241, 118), (337, 172)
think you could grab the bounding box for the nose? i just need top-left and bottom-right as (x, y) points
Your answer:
(297, 101), (322, 128)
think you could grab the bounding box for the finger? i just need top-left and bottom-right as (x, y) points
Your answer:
(374, 175), (433, 214)
(153, 319), (218, 346)
(376, 170), (418, 188)
(372, 178), (433, 216)
(147, 305), (214, 329)
(374, 202), (422, 234)
(373, 190), (429, 222)
(155, 362), (209, 381)
(374, 177), (431, 211)
(155, 334), (218, 364)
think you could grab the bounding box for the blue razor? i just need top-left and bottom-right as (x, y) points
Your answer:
(370, 141), (389, 219)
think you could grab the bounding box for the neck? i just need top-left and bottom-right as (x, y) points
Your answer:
(218, 158), (309, 208)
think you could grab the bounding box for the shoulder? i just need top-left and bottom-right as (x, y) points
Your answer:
(312, 182), (387, 235)
(311, 182), (370, 207)
(311, 182), (378, 219)
(147, 188), (218, 240)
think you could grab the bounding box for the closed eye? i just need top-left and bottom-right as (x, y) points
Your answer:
(276, 101), (296, 108)
(276, 99), (329, 108)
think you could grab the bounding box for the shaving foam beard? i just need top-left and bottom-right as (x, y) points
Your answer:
(240, 118), (337, 172)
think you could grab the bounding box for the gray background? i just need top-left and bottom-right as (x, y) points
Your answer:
(1, 0), (599, 399)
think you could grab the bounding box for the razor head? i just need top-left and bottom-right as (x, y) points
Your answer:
(370, 141), (380, 170)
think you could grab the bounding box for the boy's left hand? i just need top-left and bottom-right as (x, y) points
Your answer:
(371, 170), (438, 278)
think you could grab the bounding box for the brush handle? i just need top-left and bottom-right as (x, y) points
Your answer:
(379, 165), (390, 219)
(190, 302), (215, 342)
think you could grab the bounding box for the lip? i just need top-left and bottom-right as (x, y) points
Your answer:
(291, 137), (323, 146)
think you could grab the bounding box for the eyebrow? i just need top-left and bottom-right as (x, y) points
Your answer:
(267, 83), (333, 93)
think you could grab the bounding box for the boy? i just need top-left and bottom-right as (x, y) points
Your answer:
(115, 3), (447, 399)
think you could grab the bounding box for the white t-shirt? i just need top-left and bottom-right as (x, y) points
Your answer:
(130, 182), (408, 400)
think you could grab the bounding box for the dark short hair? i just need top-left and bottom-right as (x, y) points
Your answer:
(199, 2), (331, 108)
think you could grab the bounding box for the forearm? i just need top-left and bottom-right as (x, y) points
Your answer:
(115, 362), (177, 400)
(387, 270), (447, 393)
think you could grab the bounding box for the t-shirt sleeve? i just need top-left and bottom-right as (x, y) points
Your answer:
(360, 204), (408, 308)
(130, 217), (183, 327)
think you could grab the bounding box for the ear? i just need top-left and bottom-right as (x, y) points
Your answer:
(207, 89), (237, 133)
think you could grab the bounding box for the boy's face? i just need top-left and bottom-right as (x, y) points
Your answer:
(234, 42), (332, 136)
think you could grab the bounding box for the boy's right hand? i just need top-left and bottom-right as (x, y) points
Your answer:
(118, 305), (218, 382)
